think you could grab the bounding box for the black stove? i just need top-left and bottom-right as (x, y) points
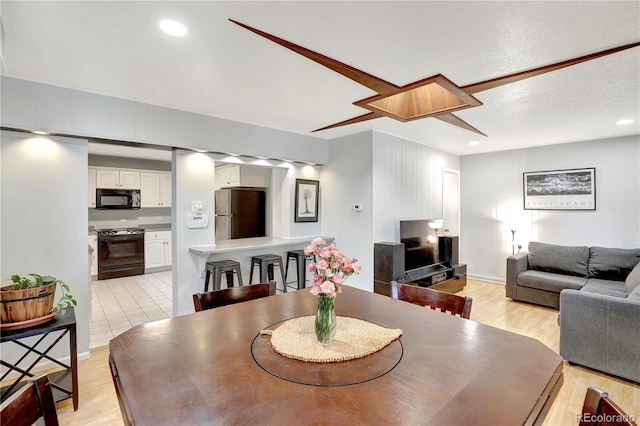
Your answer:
(97, 228), (145, 280)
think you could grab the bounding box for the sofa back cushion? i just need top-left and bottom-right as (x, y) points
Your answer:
(528, 241), (589, 277)
(625, 261), (640, 295)
(588, 247), (640, 281)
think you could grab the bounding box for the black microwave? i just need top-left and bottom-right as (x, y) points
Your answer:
(96, 188), (141, 209)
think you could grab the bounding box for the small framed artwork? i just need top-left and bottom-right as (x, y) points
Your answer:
(295, 179), (319, 222)
(523, 168), (596, 210)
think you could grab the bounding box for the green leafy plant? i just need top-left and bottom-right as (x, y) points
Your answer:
(10, 273), (77, 315)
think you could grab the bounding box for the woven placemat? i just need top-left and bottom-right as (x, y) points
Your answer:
(263, 316), (402, 363)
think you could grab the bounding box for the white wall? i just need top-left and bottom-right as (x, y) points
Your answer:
(1, 76), (330, 165)
(1, 131), (90, 360)
(321, 131), (374, 291)
(173, 150), (217, 316)
(460, 135), (640, 283)
(372, 131), (461, 243)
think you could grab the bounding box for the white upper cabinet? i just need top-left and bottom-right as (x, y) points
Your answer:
(216, 164), (269, 188)
(141, 172), (172, 208)
(96, 168), (141, 189)
(216, 165), (240, 188)
(160, 173), (172, 207)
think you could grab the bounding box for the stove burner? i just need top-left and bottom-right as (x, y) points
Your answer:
(97, 228), (144, 236)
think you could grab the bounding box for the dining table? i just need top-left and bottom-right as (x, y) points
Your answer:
(109, 285), (563, 425)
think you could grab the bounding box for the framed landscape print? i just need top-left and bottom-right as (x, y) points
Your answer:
(295, 179), (319, 222)
(523, 168), (596, 210)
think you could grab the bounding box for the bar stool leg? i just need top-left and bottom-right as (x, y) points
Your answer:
(214, 269), (223, 290)
(278, 260), (287, 293)
(204, 270), (212, 292)
(297, 256), (306, 290)
(265, 263), (273, 283)
(284, 255), (291, 284)
(249, 260), (256, 284)
(236, 268), (244, 286)
(224, 270), (235, 288)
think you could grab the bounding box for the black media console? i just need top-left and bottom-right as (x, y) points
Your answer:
(373, 239), (467, 297)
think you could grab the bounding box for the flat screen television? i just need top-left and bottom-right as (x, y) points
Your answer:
(400, 219), (441, 272)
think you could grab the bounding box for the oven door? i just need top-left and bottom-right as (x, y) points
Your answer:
(98, 235), (144, 279)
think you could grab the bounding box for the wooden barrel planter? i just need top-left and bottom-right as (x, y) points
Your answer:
(0, 283), (56, 323)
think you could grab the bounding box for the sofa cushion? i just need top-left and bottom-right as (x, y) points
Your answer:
(528, 241), (589, 277)
(518, 270), (586, 293)
(628, 286), (640, 301)
(625, 261), (640, 295)
(588, 247), (640, 281)
(581, 279), (628, 298)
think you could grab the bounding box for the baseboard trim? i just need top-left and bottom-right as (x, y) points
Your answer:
(467, 273), (504, 285)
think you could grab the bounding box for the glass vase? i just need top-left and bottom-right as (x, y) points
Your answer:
(315, 294), (337, 345)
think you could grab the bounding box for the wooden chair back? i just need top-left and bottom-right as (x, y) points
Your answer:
(580, 386), (637, 426)
(193, 281), (277, 312)
(0, 374), (59, 426)
(391, 281), (472, 319)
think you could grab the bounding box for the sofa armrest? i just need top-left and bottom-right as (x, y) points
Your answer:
(506, 252), (528, 298)
(559, 289), (640, 382)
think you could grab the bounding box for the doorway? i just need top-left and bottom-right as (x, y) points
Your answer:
(442, 168), (460, 236)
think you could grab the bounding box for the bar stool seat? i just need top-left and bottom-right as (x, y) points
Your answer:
(285, 249), (313, 290)
(250, 254), (286, 292)
(204, 259), (243, 292)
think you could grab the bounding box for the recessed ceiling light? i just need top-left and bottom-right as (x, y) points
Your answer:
(468, 141), (480, 146)
(616, 119), (634, 125)
(159, 19), (187, 37)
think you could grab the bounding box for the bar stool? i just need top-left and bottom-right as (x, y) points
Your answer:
(249, 254), (286, 292)
(204, 260), (243, 292)
(285, 249), (313, 290)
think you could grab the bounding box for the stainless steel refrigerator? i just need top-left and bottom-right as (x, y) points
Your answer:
(215, 188), (266, 240)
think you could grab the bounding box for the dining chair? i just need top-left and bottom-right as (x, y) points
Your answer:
(579, 386), (637, 426)
(193, 281), (277, 311)
(0, 374), (59, 426)
(390, 281), (473, 319)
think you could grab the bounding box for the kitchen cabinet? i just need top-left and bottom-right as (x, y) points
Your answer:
(145, 231), (172, 269)
(216, 164), (269, 188)
(216, 165), (240, 188)
(96, 168), (141, 189)
(88, 235), (98, 277)
(140, 172), (172, 208)
(88, 168), (97, 208)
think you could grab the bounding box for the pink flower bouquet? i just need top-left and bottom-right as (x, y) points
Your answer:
(304, 238), (361, 297)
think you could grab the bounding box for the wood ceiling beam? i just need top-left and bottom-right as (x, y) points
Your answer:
(462, 41), (640, 94)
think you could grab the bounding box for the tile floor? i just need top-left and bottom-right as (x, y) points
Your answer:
(89, 271), (173, 348)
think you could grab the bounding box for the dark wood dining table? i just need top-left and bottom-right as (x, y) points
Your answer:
(109, 285), (563, 425)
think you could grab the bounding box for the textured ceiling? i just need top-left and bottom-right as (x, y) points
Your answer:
(1, 1), (639, 156)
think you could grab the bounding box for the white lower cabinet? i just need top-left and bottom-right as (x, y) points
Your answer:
(145, 231), (172, 269)
(88, 235), (98, 276)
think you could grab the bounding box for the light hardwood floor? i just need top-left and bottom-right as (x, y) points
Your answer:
(44, 280), (639, 425)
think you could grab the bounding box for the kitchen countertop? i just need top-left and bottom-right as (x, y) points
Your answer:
(88, 224), (171, 234)
(189, 236), (334, 255)
(138, 223), (171, 231)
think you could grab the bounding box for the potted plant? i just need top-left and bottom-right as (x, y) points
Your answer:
(1, 274), (77, 324)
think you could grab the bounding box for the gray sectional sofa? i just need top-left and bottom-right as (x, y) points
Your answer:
(506, 241), (640, 383)
(506, 241), (640, 309)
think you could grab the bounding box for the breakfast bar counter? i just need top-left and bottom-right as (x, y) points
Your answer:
(189, 236), (334, 255)
(189, 236), (334, 290)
